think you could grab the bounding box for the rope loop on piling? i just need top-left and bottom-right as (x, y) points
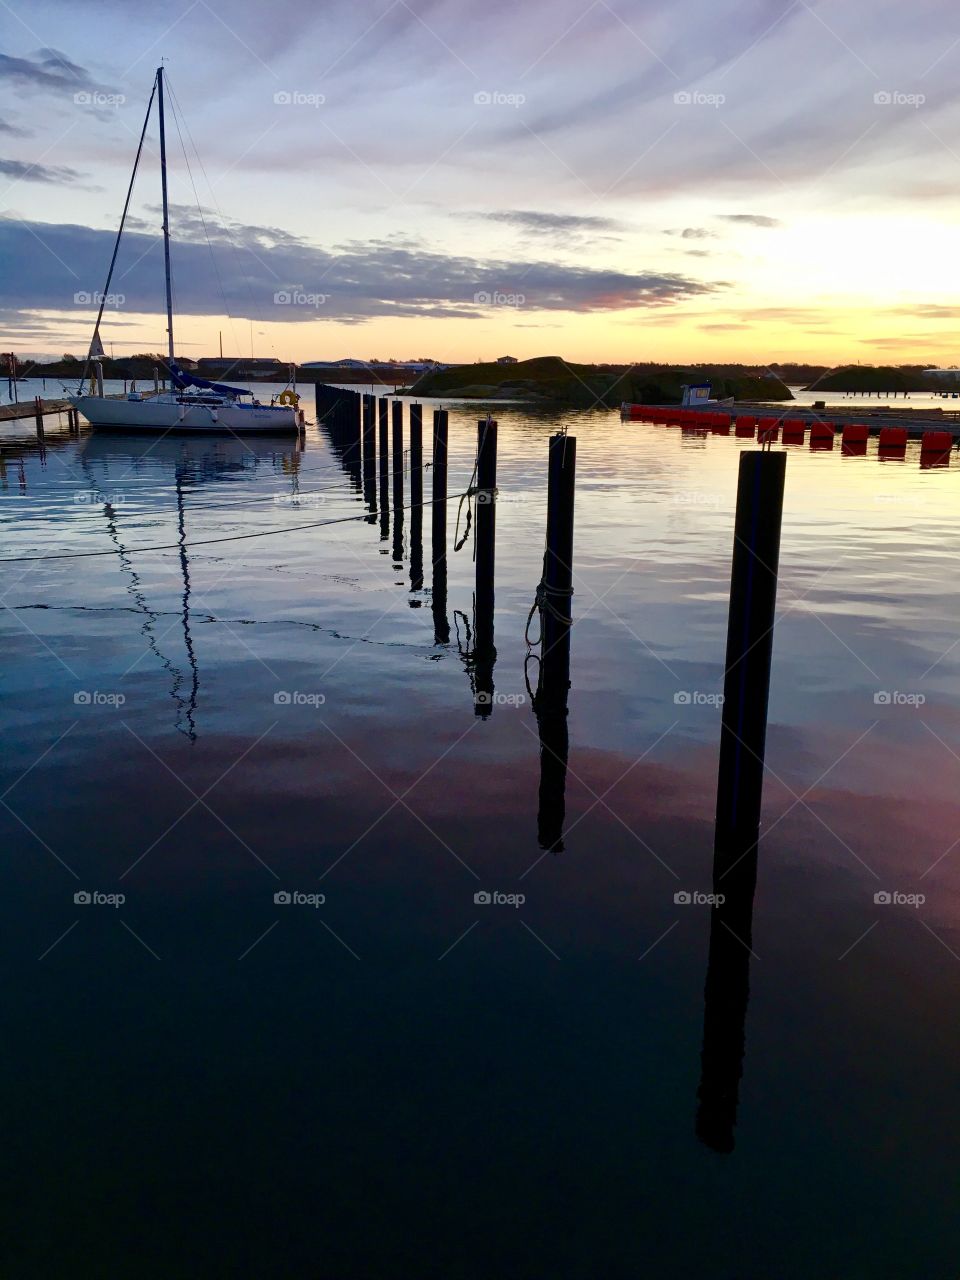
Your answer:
(524, 549), (574, 648)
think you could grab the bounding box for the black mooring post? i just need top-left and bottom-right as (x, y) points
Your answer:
(392, 402), (404, 562)
(431, 409), (449, 644)
(714, 449), (786, 874)
(392, 401), (403, 474)
(473, 419), (498, 716)
(540, 433), (576, 694)
(378, 397), (390, 541)
(409, 404), (423, 593)
(34, 396), (44, 438)
(696, 448), (786, 1155)
(534, 433), (576, 851)
(362, 393), (377, 524)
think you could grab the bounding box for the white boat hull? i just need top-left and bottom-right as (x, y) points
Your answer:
(74, 395), (300, 434)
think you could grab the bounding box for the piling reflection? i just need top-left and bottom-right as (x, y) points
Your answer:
(695, 450), (785, 1153)
(529, 432), (576, 850)
(696, 840), (758, 1152)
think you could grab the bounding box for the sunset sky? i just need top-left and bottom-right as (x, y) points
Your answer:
(2, 0), (960, 365)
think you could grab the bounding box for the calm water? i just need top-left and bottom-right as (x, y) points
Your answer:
(3, 394), (960, 1277)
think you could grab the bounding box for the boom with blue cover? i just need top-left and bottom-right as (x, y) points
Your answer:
(168, 360), (248, 397)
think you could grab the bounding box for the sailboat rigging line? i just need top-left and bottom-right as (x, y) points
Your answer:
(164, 77), (277, 366)
(0, 491), (473, 563)
(166, 85), (239, 358)
(79, 73), (159, 393)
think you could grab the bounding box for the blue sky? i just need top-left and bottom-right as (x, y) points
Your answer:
(2, 0), (960, 363)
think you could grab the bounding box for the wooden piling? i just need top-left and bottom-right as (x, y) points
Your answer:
(392, 401), (404, 562)
(714, 449), (785, 871)
(410, 404), (423, 592)
(378, 398), (389, 541)
(431, 409), (450, 644)
(362, 393), (377, 523)
(473, 418), (498, 716)
(34, 395), (44, 437)
(534, 433), (576, 850)
(540, 433), (576, 686)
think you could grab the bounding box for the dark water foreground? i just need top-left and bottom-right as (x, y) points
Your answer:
(2, 406), (960, 1277)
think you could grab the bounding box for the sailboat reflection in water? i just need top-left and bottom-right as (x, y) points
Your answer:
(79, 434), (303, 738)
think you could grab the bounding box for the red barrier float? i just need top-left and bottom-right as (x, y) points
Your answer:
(921, 430), (952, 452)
(841, 423), (869, 443)
(920, 449), (950, 469)
(878, 426), (908, 448)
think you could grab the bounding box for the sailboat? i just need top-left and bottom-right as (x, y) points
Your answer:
(72, 67), (300, 435)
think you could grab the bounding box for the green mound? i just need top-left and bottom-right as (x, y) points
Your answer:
(411, 357), (790, 406)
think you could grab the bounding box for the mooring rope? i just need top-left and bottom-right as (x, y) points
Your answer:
(0, 490), (472, 563)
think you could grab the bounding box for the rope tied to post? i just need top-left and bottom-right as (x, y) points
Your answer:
(454, 414), (498, 554)
(524, 548), (575, 648)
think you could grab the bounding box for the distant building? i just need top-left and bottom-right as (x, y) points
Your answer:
(197, 356), (282, 377)
(496, 355), (518, 364)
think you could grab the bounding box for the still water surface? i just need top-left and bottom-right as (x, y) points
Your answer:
(2, 393), (960, 1276)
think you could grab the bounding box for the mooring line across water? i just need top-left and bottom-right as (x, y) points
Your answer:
(0, 491), (474, 564)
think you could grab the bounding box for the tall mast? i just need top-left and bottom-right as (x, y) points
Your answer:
(157, 66), (175, 363)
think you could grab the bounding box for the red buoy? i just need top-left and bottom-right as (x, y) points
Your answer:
(810, 421), (835, 440)
(921, 429), (952, 452)
(878, 426), (908, 448)
(841, 423), (869, 443)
